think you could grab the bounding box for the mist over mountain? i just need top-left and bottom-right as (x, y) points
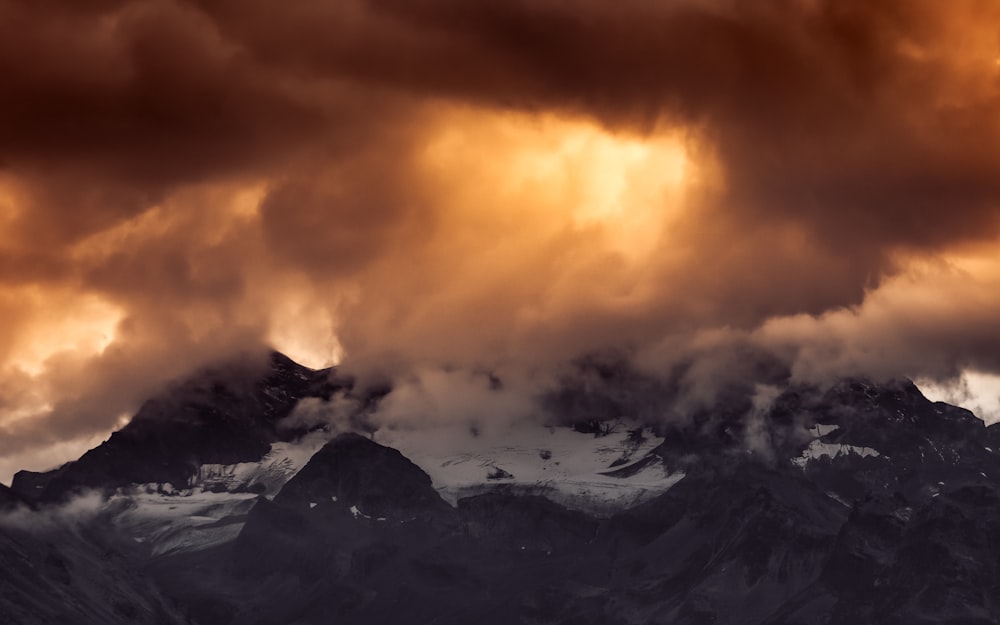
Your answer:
(2, 351), (1000, 624)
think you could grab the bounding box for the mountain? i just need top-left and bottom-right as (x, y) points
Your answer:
(4, 354), (1000, 624)
(0, 504), (190, 625)
(12, 351), (342, 501)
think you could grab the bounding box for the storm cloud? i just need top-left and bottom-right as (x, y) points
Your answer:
(2, 0), (1000, 480)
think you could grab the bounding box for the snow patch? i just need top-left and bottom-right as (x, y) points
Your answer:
(825, 491), (852, 508)
(190, 438), (325, 495)
(108, 489), (258, 556)
(109, 436), (327, 554)
(350, 505), (370, 519)
(376, 422), (682, 515)
(792, 439), (881, 468)
(807, 424), (840, 437)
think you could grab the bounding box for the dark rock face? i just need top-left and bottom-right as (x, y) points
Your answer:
(0, 483), (27, 511)
(0, 515), (189, 625)
(623, 378), (1000, 625)
(272, 433), (449, 519)
(12, 351), (341, 501)
(222, 432), (459, 624)
(211, 379), (1000, 625)
(219, 435), (607, 625)
(233, 433), (453, 575)
(8, 365), (1000, 624)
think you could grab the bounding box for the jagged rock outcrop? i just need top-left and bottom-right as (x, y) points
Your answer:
(7, 359), (1000, 625)
(12, 351), (341, 501)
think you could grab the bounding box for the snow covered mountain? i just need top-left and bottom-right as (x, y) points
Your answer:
(12, 352), (342, 502)
(376, 422), (683, 514)
(4, 353), (1000, 624)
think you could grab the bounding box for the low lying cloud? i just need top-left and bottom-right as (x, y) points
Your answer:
(0, 489), (105, 531)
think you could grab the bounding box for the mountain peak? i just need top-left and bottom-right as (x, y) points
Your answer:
(12, 350), (342, 501)
(273, 431), (448, 519)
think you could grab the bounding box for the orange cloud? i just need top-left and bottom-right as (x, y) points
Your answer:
(2, 0), (1000, 481)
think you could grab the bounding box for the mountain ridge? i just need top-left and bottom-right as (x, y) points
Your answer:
(11, 351), (343, 501)
(4, 352), (1000, 624)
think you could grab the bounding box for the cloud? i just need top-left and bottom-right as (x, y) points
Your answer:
(0, 489), (105, 531)
(1, 0), (1000, 480)
(754, 256), (1000, 384)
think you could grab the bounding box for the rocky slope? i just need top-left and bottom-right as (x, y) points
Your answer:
(0, 506), (190, 625)
(5, 355), (1000, 624)
(12, 351), (341, 501)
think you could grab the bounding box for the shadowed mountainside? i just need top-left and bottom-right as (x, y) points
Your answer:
(5, 355), (1000, 624)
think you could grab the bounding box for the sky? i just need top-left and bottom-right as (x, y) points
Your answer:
(2, 0), (1000, 482)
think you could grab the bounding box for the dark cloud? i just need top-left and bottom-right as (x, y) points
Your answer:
(359, 0), (1000, 266)
(1, 0), (1000, 480)
(259, 145), (435, 278)
(5, 0), (1000, 252)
